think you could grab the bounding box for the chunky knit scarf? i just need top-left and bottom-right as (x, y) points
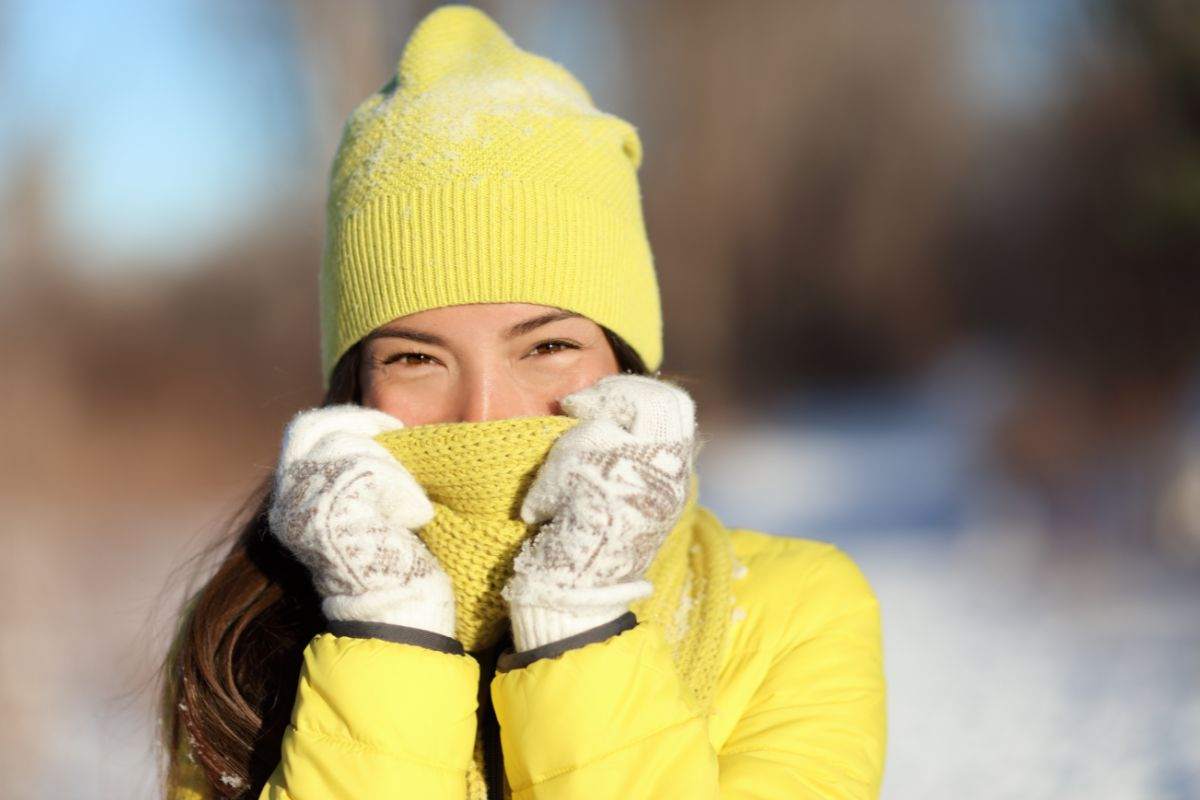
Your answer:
(374, 415), (734, 799)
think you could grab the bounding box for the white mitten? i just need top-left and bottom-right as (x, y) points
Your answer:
(501, 374), (698, 651)
(267, 404), (456, 638)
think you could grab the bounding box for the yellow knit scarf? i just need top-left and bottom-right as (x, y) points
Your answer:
(374, 415), (734, 799)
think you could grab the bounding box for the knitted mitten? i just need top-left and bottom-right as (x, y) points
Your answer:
(267, 404), (456, 637)
(501, 374), (698, 651)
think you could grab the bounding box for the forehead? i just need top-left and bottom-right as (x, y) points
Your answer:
(384, 304), (590, 333)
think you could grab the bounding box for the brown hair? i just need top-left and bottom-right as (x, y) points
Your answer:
(158, 327), (647, 798)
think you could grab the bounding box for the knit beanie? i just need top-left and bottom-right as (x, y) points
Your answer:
(318, 4), (662, 388)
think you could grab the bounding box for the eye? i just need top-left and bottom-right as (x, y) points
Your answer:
(381, 351), (437, 367)
(528, 339), (581, 357)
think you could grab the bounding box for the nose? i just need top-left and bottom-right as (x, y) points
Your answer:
(456, 367), (537, 422)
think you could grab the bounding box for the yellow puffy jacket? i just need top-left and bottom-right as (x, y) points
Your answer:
(171, 525), (886, 799)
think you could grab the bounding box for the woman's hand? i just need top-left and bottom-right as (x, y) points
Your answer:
(267, 404), (457, 638)
(501, 374), (698, 651)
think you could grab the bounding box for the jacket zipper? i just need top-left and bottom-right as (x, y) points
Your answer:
(483, 692), (504, 799)
(475, 638), (507, 799)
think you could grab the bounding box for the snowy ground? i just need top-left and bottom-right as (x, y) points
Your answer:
(847, 528), (1199, 799)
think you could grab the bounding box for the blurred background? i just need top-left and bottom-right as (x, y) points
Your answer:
(1, 0), (1198, 797)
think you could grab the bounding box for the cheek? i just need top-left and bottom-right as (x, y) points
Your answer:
(541, 349), (621, 403)
(361, 382), (441, 427)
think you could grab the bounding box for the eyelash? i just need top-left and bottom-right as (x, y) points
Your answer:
(531, 339), (580, 356)
(380, 352), (435, 367)
(379, 339), (580, 366)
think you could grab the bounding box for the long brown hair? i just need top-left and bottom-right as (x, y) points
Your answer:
(158, 327), (647, 798)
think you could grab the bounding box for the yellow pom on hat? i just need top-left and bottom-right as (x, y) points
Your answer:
(319, 3), (662, 388)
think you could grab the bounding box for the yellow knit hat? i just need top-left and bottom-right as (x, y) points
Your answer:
(319, 4), (662, 388)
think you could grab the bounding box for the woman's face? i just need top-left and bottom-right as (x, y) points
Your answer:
(359, 302), (621, 426)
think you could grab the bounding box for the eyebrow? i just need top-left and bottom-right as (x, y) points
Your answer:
(364, 309), (584, 347)
(506, 309), (584, 338)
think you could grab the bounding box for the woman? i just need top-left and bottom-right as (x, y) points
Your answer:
(161, 5), (886, 799)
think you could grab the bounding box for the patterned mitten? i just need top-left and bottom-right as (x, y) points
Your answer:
(501, 374), (699, 651)
(267, 404), (456, 637)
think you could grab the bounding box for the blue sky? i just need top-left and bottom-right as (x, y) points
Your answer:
(0, 0), (1083, 277)
(0, 0), (309, 274)
(963, 0), (1091, 116)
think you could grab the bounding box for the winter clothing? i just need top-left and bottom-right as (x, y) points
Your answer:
(267, 404), (456, 636)
(375, 413), (583, 651)
(169, 407), (887, 798)
(319, 4), (661, 387)
(382, 398), (731, 798)
(172, 531), (886, 799)
(504, 374), (700, 650)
